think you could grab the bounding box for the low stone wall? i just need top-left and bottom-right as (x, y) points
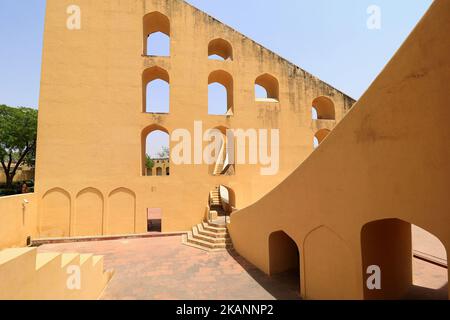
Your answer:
(0, 193), (38, 250)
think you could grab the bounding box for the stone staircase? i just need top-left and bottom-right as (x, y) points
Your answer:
(0, 247), (113, 300)
(209, 188), (227, 219)
(182, 219), (232, 252)
(183, 186), (233, 252)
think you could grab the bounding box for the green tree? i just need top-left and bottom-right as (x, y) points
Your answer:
(0, 105), (38, 188)
(145, 154), (155, 170)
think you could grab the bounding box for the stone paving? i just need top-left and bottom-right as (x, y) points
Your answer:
(38, 236), (300, 300)
(38, 236), (448, 300)
(408, 258), (448, 299)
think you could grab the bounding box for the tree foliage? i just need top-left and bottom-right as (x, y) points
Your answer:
(0, 105), (38, 188)
(145, 154), (155, 169)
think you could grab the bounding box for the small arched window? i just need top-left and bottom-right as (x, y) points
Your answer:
(142, 125), (170, 176)
(312, 96), (335, 120)
(208, 70), (234, 115)
(143, 12), (170, 56)
(142, 66), (170, 113)
(314, 129), (331, 148)
(208, 38), (233, 61)
(255, 73), (279, 102)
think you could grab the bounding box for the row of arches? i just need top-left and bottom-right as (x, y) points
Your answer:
(142, 12), (337, 119)
(39, 187), (136, 238)
(143, 66), (336, 120)
(142, 67), (283, 114)
(142, 125), (330, 177)
(269, 219), (448, 300)
(143, 12), (233, 60)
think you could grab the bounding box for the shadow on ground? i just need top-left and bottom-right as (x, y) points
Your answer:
(227, 249), (301, 300)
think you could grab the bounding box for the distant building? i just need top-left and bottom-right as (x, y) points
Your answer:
(146, 158), (170, 176)
(0, 164), (34, 184)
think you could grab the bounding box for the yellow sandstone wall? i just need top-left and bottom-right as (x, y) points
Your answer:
(0, 247), (112, 300)
(35, 0), (354, 236)
(229, 0), (450, 300)
(0, 194), (38, 250)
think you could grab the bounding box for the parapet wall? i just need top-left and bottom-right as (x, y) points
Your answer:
(0, 194), (38, 250)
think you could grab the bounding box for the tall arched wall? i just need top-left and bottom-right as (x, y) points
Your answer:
(229, 0), (450, 300)
(35, 0), (353, 234)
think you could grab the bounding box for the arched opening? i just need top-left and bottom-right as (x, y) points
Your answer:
(255, 84), (268, 100)
(255, 73), (279, 102)
(207, 185), (236, 224)
(143, 11), (170, 56)
(312, 107), (319, 120)
(314, 129), (330, 148)
(269, 231), (301, 296)
(361, 219), (448, 300)
(142, 125), (170, 176)
(208, 70), (233, 115)
(146, 32), (170, 56)
(219, 185), (236, 212)
(206, 126), (235, 176)
(208, 83), (228, 115)
(142, 66), (170, 113)
(312, 96), (335, 120)
(208, 38), (233, 61)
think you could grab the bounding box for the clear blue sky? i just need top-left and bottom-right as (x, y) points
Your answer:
(0, 0), (432, 110)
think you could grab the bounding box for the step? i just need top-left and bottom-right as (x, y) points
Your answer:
(61, 253), (80, 268)
(80, 254), (93, 266)
(197, 224), (228, 238)
(192, 226), (231, 244)
(186, 232), (232, 250)
(209, 210), (218, 221)
(208, 218), (230, 228)
(182, 234), (229, 253)
(0, 247), (37, 266)
(92, 255), (104, 268)
(210, 210), (225, 214)
(35, 252), (61, 270)
(202, 222), (227, 233)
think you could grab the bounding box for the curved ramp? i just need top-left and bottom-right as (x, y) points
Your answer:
(229, 0), (450, 300)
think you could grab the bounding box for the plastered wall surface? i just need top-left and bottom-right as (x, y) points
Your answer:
(229, 0), (450, 300)
(35, 0), (353, 236)
(0, 194), (38, 250)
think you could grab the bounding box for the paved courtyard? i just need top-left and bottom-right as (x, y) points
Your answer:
(38, 236), (448, 300)
(38, 236), (301, 300)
